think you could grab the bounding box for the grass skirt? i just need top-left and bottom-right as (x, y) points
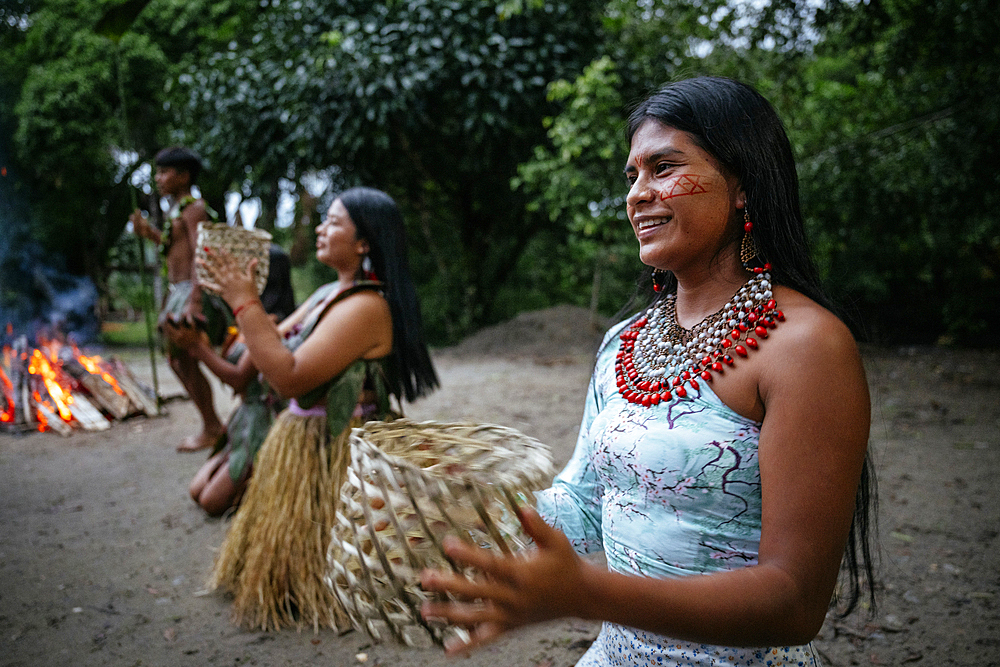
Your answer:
(208, 409), (359, 631)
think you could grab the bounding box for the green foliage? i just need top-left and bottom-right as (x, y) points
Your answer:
(104, 228), (157, 318)
(510, 0), (818, 318)
(513, 0), (999, 343)
(516, 57), (626, 238)
(6, 0), (168, 279)
(511, 56), (639, 316)
(169, 0), (605, 343)
(3, 0), (251, 304)
(99, 319), (150, 346)
(105, 268), (151, 316)
(786, 0), (1000, 343)
(94, 0), (153, 41)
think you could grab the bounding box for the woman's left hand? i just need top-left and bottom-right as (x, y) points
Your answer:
(197, 248), (259, 311)
(420, 506), (591, 655)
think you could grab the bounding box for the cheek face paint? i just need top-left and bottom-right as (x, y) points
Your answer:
(659, 174), (708, 201)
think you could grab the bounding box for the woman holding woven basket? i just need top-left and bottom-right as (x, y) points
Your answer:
(198, 186), (438, 631)
(420, 77), (877, 666)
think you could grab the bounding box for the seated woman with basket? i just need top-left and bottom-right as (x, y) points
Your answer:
(163, 317), (283, 516)
(197, 186), (439, 631)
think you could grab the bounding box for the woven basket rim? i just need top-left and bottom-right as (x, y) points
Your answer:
(348, 419), (553, 483)
(196, 223), (272, 295)
(199, 222), (273, 240)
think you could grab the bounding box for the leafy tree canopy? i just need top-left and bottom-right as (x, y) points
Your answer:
(516, 0), (999, 343)
(787, 0), (1000, 342)
(171, 0), (605, 340)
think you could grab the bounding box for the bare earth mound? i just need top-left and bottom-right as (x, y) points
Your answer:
(443, 304), (610, 362)
(1, 306), (997, 666)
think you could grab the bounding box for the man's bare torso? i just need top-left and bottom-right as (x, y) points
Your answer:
(165, 198), (206, 284)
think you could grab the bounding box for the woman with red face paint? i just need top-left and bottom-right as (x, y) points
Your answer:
(197, 187), (439, 632)
(420, 77), (877, 666)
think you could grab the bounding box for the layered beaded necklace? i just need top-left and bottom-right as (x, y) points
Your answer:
(615, 272), (784, 406)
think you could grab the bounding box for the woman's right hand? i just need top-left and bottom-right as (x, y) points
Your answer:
(419, 506), (592, 655)
(196, 248), (260, 312)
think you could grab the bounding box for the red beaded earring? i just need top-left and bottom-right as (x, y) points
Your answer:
(651, 268), (668, 292)
(361, 255), (378, 281)
(740, 208), (772, 275)
(740, 209), (756, 267)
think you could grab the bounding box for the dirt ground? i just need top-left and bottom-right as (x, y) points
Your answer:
(1, 305), (998, 667)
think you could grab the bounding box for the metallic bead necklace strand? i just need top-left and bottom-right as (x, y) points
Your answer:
(615, 272), (784, 406)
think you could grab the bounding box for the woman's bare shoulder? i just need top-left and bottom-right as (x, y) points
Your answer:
(770, 286), (856, 345)
(759, 285), (866, 393)
(334, 285), (390, 314)
(315, 286), (392, 337)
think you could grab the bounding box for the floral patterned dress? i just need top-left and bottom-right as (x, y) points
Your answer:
(535, 321), (821, 667)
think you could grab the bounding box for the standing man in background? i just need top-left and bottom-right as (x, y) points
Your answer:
(131, 146), (231, 452)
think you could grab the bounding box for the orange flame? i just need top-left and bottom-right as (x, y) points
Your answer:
(27, 349), (73, 421)
(77, 353), (125, 396)
(32, 390), (50, 431)
(0, 364), (14, 423)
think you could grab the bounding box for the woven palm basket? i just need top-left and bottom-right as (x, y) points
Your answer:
(195, 223), (272, 295)
(327, 419), (554, 647)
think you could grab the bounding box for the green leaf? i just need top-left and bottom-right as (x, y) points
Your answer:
(324, 361), (366, 438)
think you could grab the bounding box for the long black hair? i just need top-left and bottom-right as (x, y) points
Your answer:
(625, 77), (877, 617)
(337, 187), (439, 402)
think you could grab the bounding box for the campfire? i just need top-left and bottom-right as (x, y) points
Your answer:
(1, 329), (159, 436)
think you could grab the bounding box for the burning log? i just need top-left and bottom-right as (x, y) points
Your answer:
(1, 332), (160, 434)
(2, 336), (36, 426)
(21, 375), (33, 426)
(67, 392), (110, 431)
(107, 358), (160, 417)
(71, 368), (132, 420)
(0, 354), (15, 426)
(65, 356), (134, 420)
(0, 381), (14, 426)
(35, 402), (73, 436)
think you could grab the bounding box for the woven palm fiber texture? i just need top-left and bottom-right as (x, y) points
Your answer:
(195, 222), (272, 295)
(328, 419), (554, 647)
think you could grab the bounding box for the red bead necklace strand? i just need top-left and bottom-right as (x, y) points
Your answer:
(616, 272), (784, 406)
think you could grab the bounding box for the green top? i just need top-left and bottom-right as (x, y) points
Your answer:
(285, 281), (396, 438)
(218, 341), (285, 481)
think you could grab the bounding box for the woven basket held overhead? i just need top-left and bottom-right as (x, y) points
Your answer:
(195, 223), (272, 295)
(328, 419), (555, 648)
